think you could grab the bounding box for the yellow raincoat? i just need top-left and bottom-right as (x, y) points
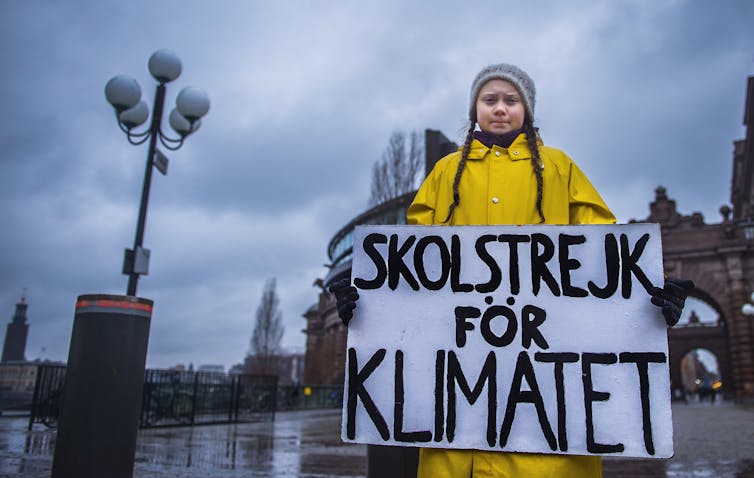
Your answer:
(407, 134), (615, 478)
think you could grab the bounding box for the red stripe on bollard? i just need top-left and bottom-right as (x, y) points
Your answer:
(74, 295), (154, 317)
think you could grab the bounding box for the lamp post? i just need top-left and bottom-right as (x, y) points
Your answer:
(104, 49), (209, 296)
(51, 50), (209, 478)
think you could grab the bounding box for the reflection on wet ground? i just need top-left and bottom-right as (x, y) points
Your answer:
(0, 409), (366, 478)
(1, 402), (752, 477)
(132, 410), (366, 477)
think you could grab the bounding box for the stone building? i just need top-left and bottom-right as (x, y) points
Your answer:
(303, 192), (417, 384)
(0, 296), (44, 411)
(628, 72), (754, 402)
(302, 130), (457, 385)
(244, 352), (305, 385)
(0, 362), (37, 394)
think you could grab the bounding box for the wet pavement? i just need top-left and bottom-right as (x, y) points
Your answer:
(0, 409), (366, 478)
(1, 401), (752, 477)
(602, 399), (754, 477)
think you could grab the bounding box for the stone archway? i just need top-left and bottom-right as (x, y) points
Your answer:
(678, 347), (723, 402)
(667, 296), (732, 398)
(637, 186), (754, 402)
(633, 74), (754, 402)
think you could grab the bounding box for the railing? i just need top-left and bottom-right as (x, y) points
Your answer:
(28, 365), (342, 429)
(28, 364), (66, 430)
(140, 370), (278, 428)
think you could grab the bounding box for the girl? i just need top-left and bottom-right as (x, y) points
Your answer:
(406, 63), (614, 229)
(332, 63), (692, 478)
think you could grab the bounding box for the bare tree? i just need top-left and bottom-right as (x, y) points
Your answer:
(249, 278), (284, 375)
(369, 130), (423, 206)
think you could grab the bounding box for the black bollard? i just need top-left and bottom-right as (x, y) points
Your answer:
(367, 445), (419, 478)
(51, 294), (153, 478)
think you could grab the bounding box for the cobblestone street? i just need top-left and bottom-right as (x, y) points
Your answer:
(1, 401), (752, 477)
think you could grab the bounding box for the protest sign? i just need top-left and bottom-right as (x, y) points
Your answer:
(341, 224), (672, 458)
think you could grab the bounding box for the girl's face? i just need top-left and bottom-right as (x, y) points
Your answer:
(476, 79), (525, 134)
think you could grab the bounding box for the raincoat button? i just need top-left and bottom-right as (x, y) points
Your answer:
(495, 151), (501, 157)
(513, 150), (519, 155)
(492, 197), (499, 204)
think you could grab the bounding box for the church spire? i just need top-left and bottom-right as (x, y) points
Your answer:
(2, 293), (30, 362)
(12, 292), (29, 325)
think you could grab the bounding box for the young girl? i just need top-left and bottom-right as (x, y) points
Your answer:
(408, 61), (611, 478)
(406, 63), (614, 228)
(332, 63), (692, 478)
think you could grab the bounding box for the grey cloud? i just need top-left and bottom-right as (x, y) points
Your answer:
(2, 0), (753, 369)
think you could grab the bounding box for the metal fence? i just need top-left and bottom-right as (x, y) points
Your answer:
(28, 364), (66, 430)
(28, 365), (342, 430)
(140, 370), (279, 427)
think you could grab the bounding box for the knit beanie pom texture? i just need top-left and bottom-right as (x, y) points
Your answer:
(469, 63), (536, 121)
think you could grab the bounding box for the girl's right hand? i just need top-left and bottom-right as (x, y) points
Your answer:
(650, 278), (694, 327)
(328, 279), (359, 326)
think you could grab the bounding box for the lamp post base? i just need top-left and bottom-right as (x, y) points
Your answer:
(51, 294), (153, 478)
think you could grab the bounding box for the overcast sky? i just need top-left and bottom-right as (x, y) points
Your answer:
(1, 1), (753, 370)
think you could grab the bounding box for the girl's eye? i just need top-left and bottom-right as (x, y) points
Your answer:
(505, 98), (519, 105)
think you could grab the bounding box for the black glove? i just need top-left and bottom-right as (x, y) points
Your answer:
(650, 278), (694, 327)
(328, 278), (359, 326)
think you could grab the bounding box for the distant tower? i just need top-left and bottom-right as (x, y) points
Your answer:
(2, 295), (30, 362)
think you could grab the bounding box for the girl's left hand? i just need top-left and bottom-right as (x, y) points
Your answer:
(650, 278), (695, 327)
(329, 278), (359, 326)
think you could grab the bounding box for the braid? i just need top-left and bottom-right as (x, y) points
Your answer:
(523, 118), (545, 223)
(442, 121), (476, 223)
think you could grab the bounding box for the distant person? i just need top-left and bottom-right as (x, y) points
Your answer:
(699, 378), (715, 403)
(331, 63), (693, 478)
(674, 387), (688, 404)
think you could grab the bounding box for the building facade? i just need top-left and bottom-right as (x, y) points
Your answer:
(0, 362), (37, 394)
(302, 130), (458, 385)
(303, 192), (417, 384)
(244, 352), (305, 385)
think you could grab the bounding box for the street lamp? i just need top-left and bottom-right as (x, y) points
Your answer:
(105, 49), (209, 296)
(50, 49), (210, 478)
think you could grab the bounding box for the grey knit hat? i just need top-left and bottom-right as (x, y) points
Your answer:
(469, 63), (536, 121)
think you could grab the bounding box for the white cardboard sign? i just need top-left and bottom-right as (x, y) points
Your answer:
(341, 224), (672, 458)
